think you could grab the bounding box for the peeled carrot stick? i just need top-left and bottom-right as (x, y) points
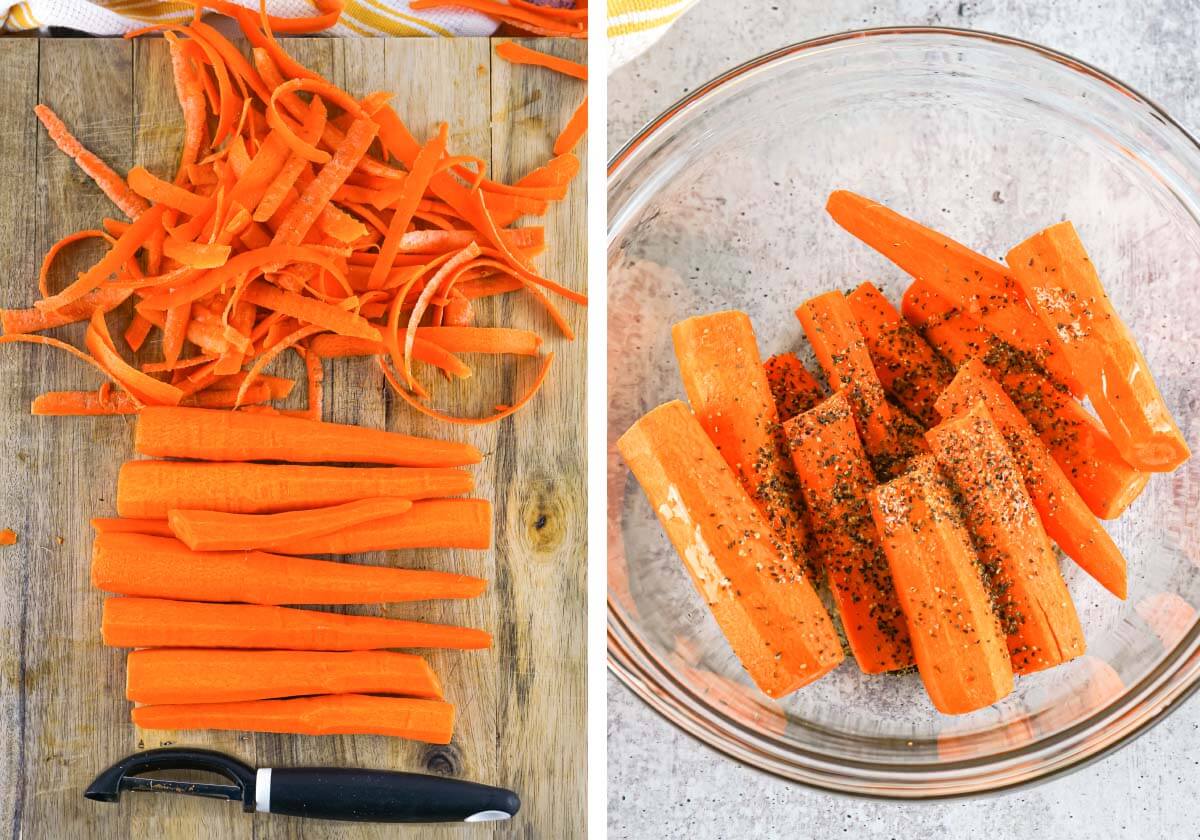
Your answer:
(784, 392), (913, 673)
(1007, 221), (1190, 472)
(267, 498), (492, 554)
(618, 400), (843, 698)
(102, 597), (492, 651)
(763, 352), (824, 421)
(796, 291), (906, 477)
(826, 190), (1082, 396)
(92, 532), (486, 604)
(845, 281), (953, 426)
(935, 359), (1127, 599)
(927, 401), (1086, 674)
(903, 281), (1149, 519)
(127, 649), (443, 704)
(134, 406), (481, 467)
(168, 497), (414, 552)
(132, 694), (455, 743)
(91, 517), (175, 537)
(671, 311), (811, 565)
(869, 456), (1014, 715)
(116, 460), (473, 518)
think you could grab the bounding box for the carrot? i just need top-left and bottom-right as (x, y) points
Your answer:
(266, 498), (492, 554)
(134, 406), (480, 466)
(92, 532), (485, 604)
(131, 694), (455, 743)
(91, 517), (176, 537)
(1007, 222), (1189, 471)
(127, 649), (443, 705)
(85, 310), (184, 406)
(553, 97), (587, 156)
(31, 383), (271, 415)
(494, 41), (587, 80)
(784, 392), (913, 673)
(795, 291), (906, 477)
(903, 281), (1149, 519)
(127, 166), (209, 216)
(102, 597), (492, 650)
(412, 0), (586, 36)
(845, 281), (953, 426)
(826, 190), (1083, 397)
(2, 287), (131, 336)
(869, 456), (1013, 715)
(618, 400), (843, 698)
(369, 124), (448, 291)
(763, 352), (824, 421)
(33, 105), (149, 219)
(310, 327), (541, 357)
(162, 237), (232, 269)
(927, 401), (1086, 674)
(934, 358), (1128, 599)
(0, 528), (15, 546)
(240, 281), (380, 341)
(310, 333), (473, 378)
(671, 311), (811, 567)
(207, 372), (295, 399)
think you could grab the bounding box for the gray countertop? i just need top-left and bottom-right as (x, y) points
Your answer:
(607, 2), (1200, 837)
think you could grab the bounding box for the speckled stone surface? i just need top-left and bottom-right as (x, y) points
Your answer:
(607, 2), (1200, 837)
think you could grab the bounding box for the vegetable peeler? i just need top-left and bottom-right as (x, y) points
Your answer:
(86, 748), (520, 824)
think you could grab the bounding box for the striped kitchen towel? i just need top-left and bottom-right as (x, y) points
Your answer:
(0, 0), (498, 36)
(608, 0), (698, 69)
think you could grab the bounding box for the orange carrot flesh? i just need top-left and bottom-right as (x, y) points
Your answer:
(167, 497), (414, 552)
(31, 383), (272, 415)
(131, 694), (455, 743)
(33, 105), (149, 219)
(0, 528), (15, 546)
(91, 517), (176, 538)
(1007, 222), (1190, 472)
(494, 41), (587, 80)
(934, 359), (1128, 599)
(553, 96), (587, 156)
(116, 460), (472, 518)
(266, 498), (492, 555)
(869, 456), (1014, 714)
(795, 291), (908, 478)
(308, 327), (540, 357)
(784, 392), (913, 673)
(671, 311), (811, 568)
(926, 401), (1086, 674)
(845, 280), (953, 426)
(135, 406), (480, 467)
(92, 532), (486, 604)
(763, 352), (824, 422)
(102, 597), (492, 651)
(126, 649), (443, 704)
(903, 281), (1149, 519)
(618, 400), (843, 698)
(826, 190), (1082, 397)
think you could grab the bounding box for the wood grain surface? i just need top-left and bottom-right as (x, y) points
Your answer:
(0, 36), (586, 839)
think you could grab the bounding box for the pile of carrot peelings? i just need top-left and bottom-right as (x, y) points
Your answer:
(1, 2), (586, 426)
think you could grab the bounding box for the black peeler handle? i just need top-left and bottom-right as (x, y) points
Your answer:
(256, 766), (519, 823)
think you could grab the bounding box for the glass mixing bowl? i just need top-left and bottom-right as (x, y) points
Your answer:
(607, 28), (1200, 798)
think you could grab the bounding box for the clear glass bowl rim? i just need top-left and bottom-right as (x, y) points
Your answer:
(606, 25), (1200, 799)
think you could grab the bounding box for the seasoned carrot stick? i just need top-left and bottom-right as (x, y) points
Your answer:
(618, 401), (843, 698)
(132, 694), (455, 743)
(784, 392), (913, 673)
(102, 597), (492, 650)
(826, 190), (1082, 396)
(903, 281), (1149, 519)
(116, 460), (473, 518)
(266, 498), (492, 554)
(671, 311), (811, 567)
(763, 352), (824, 421)
(796, 291), (906, 477)
(1007, 222), (1190, 472)
(935, 359), (1127, 599)
(869, 456), (1013, 715)
(845, 281), (953, 426)
(135, 406), (480, 467)
(927, 402), (1086, 674)
(126, 649), (443, 704)
(92, 532), (485, 604)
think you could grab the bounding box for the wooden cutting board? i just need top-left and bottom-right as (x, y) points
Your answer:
(0, 36), (585, 838)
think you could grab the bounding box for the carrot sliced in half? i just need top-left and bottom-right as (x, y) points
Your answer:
(672, 311), (811, 567)
(935, 359), (1127, 599)
(826, 190), (1082, 396)
(93, 532), (485, 604)
(845, 281), (953, 426)
(927, 401), (1086, 675)
(266, 498), (492, 554)
(127, 649), (443, 705)
(784, 392), (913, 673)
(103, 597), (492, 651)
(763, 352), (824, 422)
(1007, 221), (1189, 471)
(132, 694), (455, 743)
(618, 400), (843, 698)
(870, 456), (1014, 715)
